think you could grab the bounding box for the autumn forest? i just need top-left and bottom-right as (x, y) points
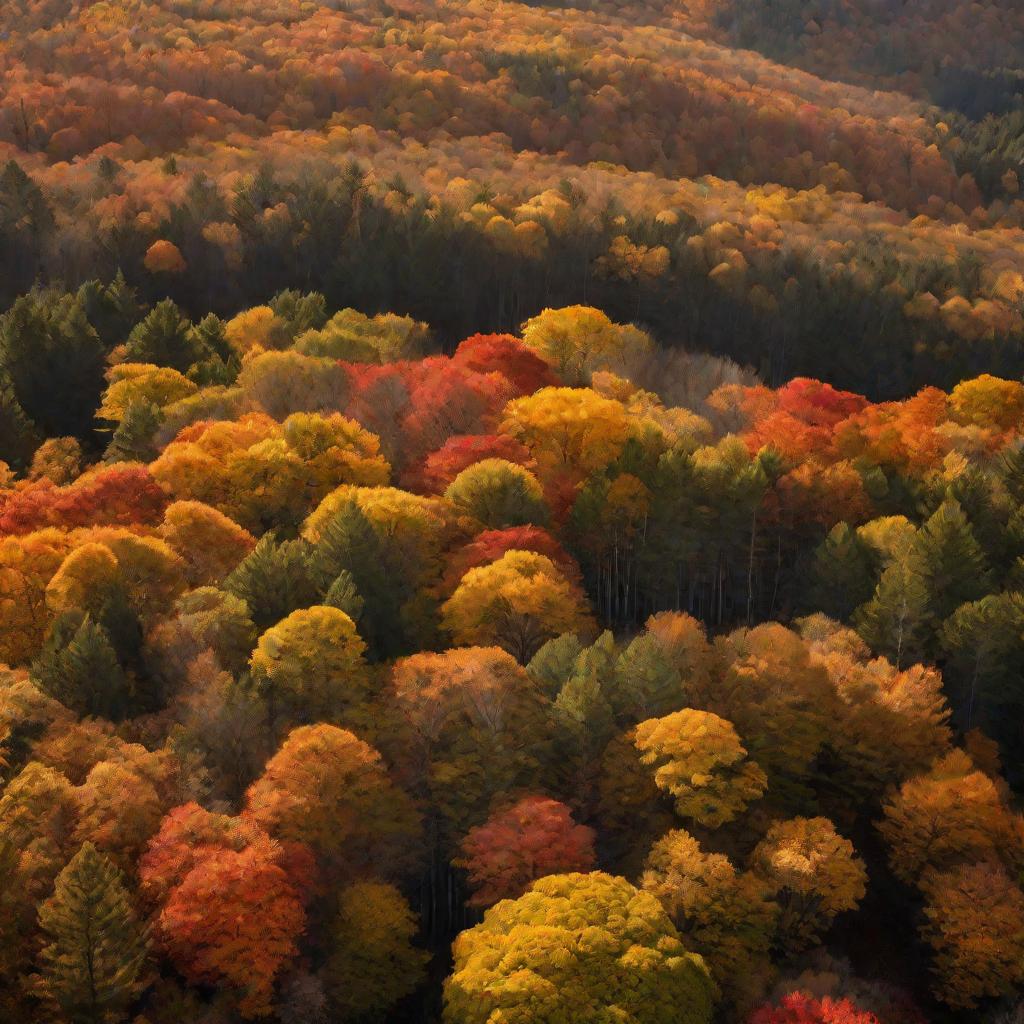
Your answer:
(2, 1), (1024, 1023)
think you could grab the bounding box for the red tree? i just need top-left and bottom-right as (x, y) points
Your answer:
(456, 796), (597, 907)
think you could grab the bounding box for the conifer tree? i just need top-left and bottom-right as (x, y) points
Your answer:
(323, 570), (365, 624)
(224, 534), (318, 630)
(805, 521), (877, 620)
(311, 499), (402, 657)
(123, 300), (203, 372)
(855, 555), (931, 668)
(32, 615), (131, 720)
(0, 372), (39, 468)
(913, 498), (992, 623)
(104, 402), (163, 464)
(34, 842), (149, 1024)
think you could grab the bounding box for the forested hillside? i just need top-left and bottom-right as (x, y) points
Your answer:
(2, 2), (1024, 1023)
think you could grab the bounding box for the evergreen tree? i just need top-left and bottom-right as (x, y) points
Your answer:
(310, 499), (402, 658)
(0, 372), (39, 468)
(123, 300), (203, 372)
(34, 842), (148, 1024)
(224, 534), (319, 630)
(323, 569), (365, 624)
(913, 497), (992, 623)
(104, 402), (163, 464)
(31, 615), (132, 721)
(854, 555), (931, 668)
(804, 522), (877, 620)
(77, 272), (145, 352)
(527, 633), (584, 699)
(0, 291), (106, 439)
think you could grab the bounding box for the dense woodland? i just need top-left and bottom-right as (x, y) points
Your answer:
(3, 1), (1024, 1023)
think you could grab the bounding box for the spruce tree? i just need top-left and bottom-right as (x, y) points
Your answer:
(311, 499), (402, 657)
(224, 534), (319, 630)
(104, 402), (163, 464)
(913, 497), (992, 623)
(32, 615), (131, 721)
(855, 555), (931, 668)
(34, 842), (148, 1024)
(323, 569), (365, 624)
(123, 299), (201, 372)
(0, 373), (39, 469)
(805, 521), (878, 620)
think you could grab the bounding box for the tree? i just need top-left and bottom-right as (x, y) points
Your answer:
(633, 709), (767, 827)
(877, 749), (1022, 884)
(749, 817), (866, 951)
(33, 842), (149, 1024)
(642, 829), (777, 994)
(321, 882), (428, 1022)
(500, 386), (636, 481)
(224, 534), (319, 631)
(158, 500), (256, 587)
(920, 862), (1024, 1008)
(451, 333), (557, 394)
(245, 724), (421, 881)
(248, 606), (372, 735)
(805, 522), (877, 620)
(441, 550), (594, 662)
(519, 306), (652, 384)
(444, 459), (548, 529)
(456, 796), (597, 907)
(140, 804), (311, 1019)
(444, 872), (717, 1024)
(749, 993), (883, 1024)
(152, 841), (307, 1019)
(390, 647), (550, 844)
(123, 300), (204, 372)
(854, 554), (931, 668)
(912, 497), (991, 624)
(31, 615), (132, 721)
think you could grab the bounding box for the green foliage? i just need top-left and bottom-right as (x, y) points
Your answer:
(34, 842), (149, 1024)
(224, 534), (319, 631)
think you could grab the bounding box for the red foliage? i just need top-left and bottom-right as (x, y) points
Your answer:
(0, 465), (168, 537)
(442, 525), (581, 593)
(407, 433), (536, 493)
(140, 803), (313, 1018)
(749, 993), (881, 1024)
(777, 378), (869, 428)
(452, 333), (559, 395)
(457, 796), (597, 907)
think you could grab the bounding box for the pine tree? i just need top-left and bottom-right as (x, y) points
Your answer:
(323, 570), (365, 624)
(805, 521), (878, 620)
(224, 534), (318, 630)
(310, 499), (402, 658)
(0, 372), (39, 468)
(913, 497), (992, 623)
(34, 842), (148, 1024)
(123, 299), (201, 372)
(32, 615), (131, 720)
(104, 402), (163, 464)
(854, 555), (931, 668)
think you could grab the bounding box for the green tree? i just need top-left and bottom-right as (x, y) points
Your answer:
(34, 842), (149, 1024)
(104, 402), (163, 464)
(913, 498), (992, 623)
(805, 522), (877, 620)
(123, 300), (205, 373)
(31, 615), (131, 721)
(224, 534), (319, 631)
(444, 459), (548, 529)
(855, 555), (931, 667)
(310, 499), (404, 658)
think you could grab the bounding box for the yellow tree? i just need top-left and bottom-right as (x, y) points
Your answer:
(642, 829), (777, 998)
(519, 306), (652, 384)
(248, 606), (372, 735)
(749, 816), (866, 951)
(444, 872), (717, 1024)
(441, 550), (594, 662)
(633, 709), (767, 827)
(920, 861), (1024, 1008)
